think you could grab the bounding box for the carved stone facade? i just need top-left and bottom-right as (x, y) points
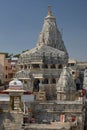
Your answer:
(24, 66), (85, 130)
(56, 66), (76, 101)
(0, 8), (86, 130)
(14, 8), (85, 130)
(15, 8), (68, 99)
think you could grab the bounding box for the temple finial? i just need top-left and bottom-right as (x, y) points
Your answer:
(48, 5), (52, 16)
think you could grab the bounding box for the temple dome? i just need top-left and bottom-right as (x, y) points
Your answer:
(9, 78), (23, 89)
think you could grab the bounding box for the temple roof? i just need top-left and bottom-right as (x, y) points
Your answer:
(21, 45), (66, 58)
(56, 66), (76, 92)
(9, 78), (23, 89)
(19, 8), (68, 63)
(36, 8), (68, 55)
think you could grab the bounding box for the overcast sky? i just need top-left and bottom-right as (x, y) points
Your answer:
(0, 0), (87, 61)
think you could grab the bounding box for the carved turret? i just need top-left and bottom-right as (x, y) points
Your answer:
(56, 66), (76, 101)
(37, 7), (68, 55)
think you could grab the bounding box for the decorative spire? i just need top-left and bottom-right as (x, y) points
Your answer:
(48, 5), (52, 16)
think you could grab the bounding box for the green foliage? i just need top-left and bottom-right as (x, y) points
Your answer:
(0, 49), (29, 59)
(22, 49), (29, 53)
(13, 54), (20, 58)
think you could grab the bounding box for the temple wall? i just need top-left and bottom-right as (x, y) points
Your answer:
(0, 112), (23, 130)
(27, 101), (84, 124)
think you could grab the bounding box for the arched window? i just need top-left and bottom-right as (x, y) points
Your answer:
(43, 78), (48, 84)
(50, 64), (56, 68)
(42, 64), (48, 68)
(51, 79), (56, 84)
(21, 65), (23, 69)
(24, 65), (27, 69)
(24, 80), (27, 84)
(58, 64), (63, 69)
(33, 79), (40, 92)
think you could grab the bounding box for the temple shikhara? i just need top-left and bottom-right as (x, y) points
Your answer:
(0, 7), (86, 130)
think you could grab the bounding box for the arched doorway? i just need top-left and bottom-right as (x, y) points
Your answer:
(33, 79), (40, 92)
(58, 64), (63, 69)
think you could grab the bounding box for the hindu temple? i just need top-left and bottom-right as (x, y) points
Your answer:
(15, 6), (68, 100)
(0, 7), (86, 130)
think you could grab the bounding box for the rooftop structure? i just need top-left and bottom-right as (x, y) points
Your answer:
(5, 78), (25, 111)
(56, 66), (76, 101)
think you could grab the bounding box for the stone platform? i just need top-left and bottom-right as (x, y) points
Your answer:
(23, 122), (74, 130)
(0, 111), (23, 130)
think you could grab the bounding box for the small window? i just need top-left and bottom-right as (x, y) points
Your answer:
(50, 78), (56, 84)
(58, 64), (63, 69)
(71, 63), (75, 66)
(21, 65), (23, 69)
(33, 79), (40, 92)
(5, 75), (7, 79)
(50, 64), (56, 68)
(24, 65), (27, 69)
(5, 66), (8, 70)
(24, 81), (27, 84)
(43, 78), (48, 84)
(42, 64), (48, 68)
(72, 71), (75, 75)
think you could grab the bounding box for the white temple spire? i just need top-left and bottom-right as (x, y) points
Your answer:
(37, 7), (68, 56)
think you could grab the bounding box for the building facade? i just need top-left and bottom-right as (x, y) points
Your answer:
(0, 53), (18, 86)
(0, 8), (86, 130)
(15, 8), (68, 99)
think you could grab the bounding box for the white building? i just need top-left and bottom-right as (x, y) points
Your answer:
(83, 68), (87, 90)
(15, 8), (68, 100)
